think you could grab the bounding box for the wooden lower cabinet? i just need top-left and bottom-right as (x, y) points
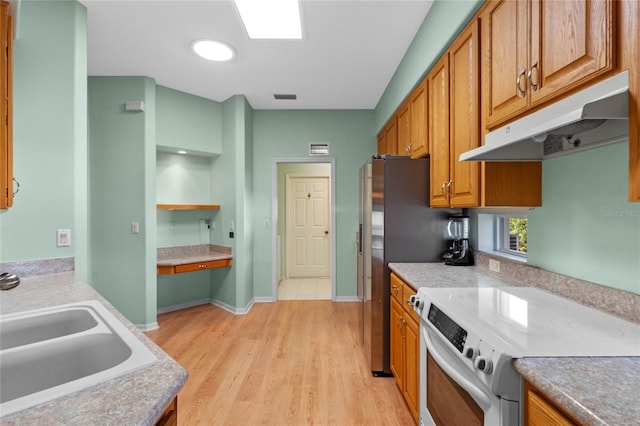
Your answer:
(390, 272), (419, 423)
(525, 382), (577, 426)
(155, 397), (178, 426)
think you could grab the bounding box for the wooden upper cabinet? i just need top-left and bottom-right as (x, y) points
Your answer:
(482, 0), (529, 127)
(1, 1), (12, 210)
(529, 0), (615, 105)
(430, 21), (481, 208)
(449, 20), (480, 207)
(376, 116), (398, 156)
(482, 0), (615, 128)
(428, 55), (451, 207)
(396, 101), (411, 155)
(409, 80), (428, 159)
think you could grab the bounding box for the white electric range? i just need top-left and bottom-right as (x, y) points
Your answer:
(411, 286), (640, 426)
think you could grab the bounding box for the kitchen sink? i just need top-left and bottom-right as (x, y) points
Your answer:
(0, 307), (98, 350)
(0, 301), (157, 417)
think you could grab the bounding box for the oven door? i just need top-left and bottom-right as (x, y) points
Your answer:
(419, 324), (520, 426)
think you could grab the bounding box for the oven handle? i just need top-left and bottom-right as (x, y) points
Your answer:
(423, 327), (491, 411)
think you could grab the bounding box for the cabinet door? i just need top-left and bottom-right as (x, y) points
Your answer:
(526, 382), (577, 426)
(428, 55), (451, 207)
(390, 296), (405, 391)
(397, 101), (411, 155)
(482, 0), (529, 127)
(404, 315), (420, 423)
(376, 130), (385, 155)
(449, 20), (480, 207)
(386, 117), (398, 156)
(410, 80), (428, 159)
(529, 0), (615, 106)
(1, 2), (12, 210)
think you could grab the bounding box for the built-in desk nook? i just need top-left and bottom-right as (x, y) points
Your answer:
(157, 244), (232, 275)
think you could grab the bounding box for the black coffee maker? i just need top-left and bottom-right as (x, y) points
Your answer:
(442, 215), (474, 266)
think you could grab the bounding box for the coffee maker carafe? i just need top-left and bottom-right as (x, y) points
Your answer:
(442, 215), (474, 266)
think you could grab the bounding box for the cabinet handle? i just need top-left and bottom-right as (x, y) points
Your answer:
(516, 68), (527, 97)
(441, 182), (447, 197)
(446, 180), (453, 199)
(528, 60), (539, 92)
(405, 144), (412, 153)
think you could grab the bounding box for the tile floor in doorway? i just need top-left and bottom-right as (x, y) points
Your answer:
(278, 277), (331, 300)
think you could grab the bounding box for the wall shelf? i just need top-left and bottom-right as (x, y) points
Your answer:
(157, 204), (220, 210)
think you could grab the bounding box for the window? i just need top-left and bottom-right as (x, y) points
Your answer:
(496, 215), (527, 257)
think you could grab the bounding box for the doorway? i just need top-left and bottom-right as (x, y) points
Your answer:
(272, 158), (336, 301)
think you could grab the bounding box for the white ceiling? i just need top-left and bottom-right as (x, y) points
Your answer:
(80, 0), (434, 110)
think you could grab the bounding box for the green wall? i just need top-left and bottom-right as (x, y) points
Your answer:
(528, 142), (640, 294)
(252, 110), (375, 299)
(0, 1), (88, 277)
(374, 0), (484, 131)
(156, 85), (222, 155)
(88, 76), (157, 326)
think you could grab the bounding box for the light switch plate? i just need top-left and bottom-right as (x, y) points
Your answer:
(57, 229), (71, 247)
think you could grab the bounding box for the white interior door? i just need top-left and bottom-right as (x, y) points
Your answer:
(286, 175), (330, 278)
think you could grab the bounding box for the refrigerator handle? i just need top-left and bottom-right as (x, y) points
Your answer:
(359, 223), (363, 253)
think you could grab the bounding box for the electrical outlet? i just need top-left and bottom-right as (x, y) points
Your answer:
(489, 259), (501, 273)
(229, 231), (234, 238)
(131, 222), (140, 234)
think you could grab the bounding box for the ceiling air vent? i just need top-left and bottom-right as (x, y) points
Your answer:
(309, 143), (329, 156)
(274, 94), (297, 100)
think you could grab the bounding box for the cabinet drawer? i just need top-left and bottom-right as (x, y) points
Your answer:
(402, 282), (420, 324)
(390, 272), (403, 303)
(175, 259), (231, 273)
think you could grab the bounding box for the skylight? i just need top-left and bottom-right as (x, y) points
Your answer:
(233, 0), (303, 39)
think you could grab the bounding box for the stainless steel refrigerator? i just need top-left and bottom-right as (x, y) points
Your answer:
(358, 156), (460, 376)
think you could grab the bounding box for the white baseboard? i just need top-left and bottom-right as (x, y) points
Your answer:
(335, 296), (361, 302)
(254, 296), (275, 303)
(136, 321), (159, 332)
(157, 298), (211, 315)
(210, 297), (255, 315)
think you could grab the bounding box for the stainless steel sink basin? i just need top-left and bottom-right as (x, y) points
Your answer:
(0, 301), (157, 417)
(0, 307), (98, 350)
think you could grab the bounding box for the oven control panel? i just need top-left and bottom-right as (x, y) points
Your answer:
(427, 303), (467, 353)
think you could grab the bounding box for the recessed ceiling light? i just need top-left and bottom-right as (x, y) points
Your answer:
(191, 39), (235, 62)
(177, 150), (187, 154)
(233, 0), (302, 39)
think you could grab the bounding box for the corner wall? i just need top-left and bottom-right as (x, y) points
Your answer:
(88, 76), (157, 326)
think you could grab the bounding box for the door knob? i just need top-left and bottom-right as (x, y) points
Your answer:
(324, 230), (329, 235)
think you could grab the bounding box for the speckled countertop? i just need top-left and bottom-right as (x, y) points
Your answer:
(157, 244), (232, 266)
(389, 262), (640, 426)
(0, 272), (188, 425)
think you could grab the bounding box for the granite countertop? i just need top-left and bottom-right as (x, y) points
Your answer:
(0, 272), (188, 425)
(388, 262), (528, 291)
(157, 244), (232, 266)
(389, 262), (640, 425)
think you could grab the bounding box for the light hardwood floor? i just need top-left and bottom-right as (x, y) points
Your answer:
(146, 301), (414, 425)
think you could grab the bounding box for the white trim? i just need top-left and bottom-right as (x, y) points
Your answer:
(136, 322), (159, 332)
(157, 298), (211, 315)
(335, 296), (360, 302)
(254, 296), (275, 303)
(271, 157), (337, 302)
(210, 297), (255, 315)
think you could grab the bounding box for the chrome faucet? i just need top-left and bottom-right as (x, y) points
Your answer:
(0, 272), (20, 290)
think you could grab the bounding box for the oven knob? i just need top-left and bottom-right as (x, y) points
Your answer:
(410, 295), (424, 310)
(464, 346), (478, 360)
(474, 357), (493, 374)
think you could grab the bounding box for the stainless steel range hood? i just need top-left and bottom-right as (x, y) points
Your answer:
(460, 71), (629, 162)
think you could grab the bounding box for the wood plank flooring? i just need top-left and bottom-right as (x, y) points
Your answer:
(146, 301), (414, 425)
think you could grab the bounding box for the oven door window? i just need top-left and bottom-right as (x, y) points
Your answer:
(427, 351), (484, 426)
